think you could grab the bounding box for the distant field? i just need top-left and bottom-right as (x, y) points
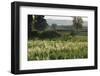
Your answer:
(28, 36), (88, 61)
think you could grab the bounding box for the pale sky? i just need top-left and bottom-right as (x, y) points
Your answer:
(32, 15), (88, 26)
(44, 15), (88, 21)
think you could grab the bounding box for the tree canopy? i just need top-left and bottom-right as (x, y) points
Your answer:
(33, 15), (48, 31)
(73, 16), (83, 31)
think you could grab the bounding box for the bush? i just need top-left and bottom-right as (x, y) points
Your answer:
(40, 31), (61, 39)
(58, 32), (72, 41)
(28, 30), (40, 39)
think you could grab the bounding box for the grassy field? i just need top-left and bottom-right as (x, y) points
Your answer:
(28, 35), (88, 61)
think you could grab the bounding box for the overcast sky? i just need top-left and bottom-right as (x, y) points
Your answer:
(44, 15), (88, 21)
(44, 15), (88, 26)
(32, 15), (88, 26)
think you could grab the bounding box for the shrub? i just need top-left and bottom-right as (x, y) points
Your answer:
(28, 30), (40, 39)
(40, 31), (61, 39)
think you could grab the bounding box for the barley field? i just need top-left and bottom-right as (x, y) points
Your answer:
(28, 36), (88, 60)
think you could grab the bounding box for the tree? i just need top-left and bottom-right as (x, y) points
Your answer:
(73, 16), (83, 33)
(33, 15), (48, 31)
(51, 24), (57, 31)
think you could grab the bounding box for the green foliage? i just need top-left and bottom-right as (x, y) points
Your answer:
(28, 30), (40, 40)
(73, 16), (83, 32)
(29, 30), (61, 40)
(28, 36), (88, 60)
(40, 31), (61, 39)
(32, 15), (48, 31)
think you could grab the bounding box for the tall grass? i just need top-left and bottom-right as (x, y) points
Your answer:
(28, 36), (88, 61)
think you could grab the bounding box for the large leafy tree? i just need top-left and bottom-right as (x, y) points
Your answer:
(73, 16), (83, 32)
(33, 15), (48, 31)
